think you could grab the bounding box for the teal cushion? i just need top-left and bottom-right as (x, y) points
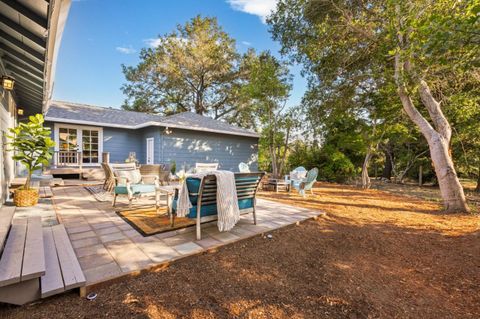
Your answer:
(114, 184), (156, 195)
(131, 184), (156, 193)
(185, 177), (201, 205)
(172, 198), (254, 219)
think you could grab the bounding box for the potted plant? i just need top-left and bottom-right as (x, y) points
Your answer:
(7, 114), (55, 207)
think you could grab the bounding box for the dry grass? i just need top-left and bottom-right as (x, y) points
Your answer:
(1, 182), (479, 318)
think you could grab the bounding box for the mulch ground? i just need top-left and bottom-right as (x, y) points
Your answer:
(1, 182), (479, 318)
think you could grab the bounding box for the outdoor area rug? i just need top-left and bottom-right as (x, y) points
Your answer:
(116, 207), (196, 236)
(85, 185), (111, 202)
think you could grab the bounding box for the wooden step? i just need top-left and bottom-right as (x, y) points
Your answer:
(0, 216), (45, 287)
(21, 216), (46, 280)
(41, 227), (64, 298)
(0, 218), (28, 287)
(0, 206), (15, 255)
(51, 224), (86, 289)
(41, 224), (85, 298)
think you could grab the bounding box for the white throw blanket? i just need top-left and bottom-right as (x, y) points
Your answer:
(176, 170), (240, 232)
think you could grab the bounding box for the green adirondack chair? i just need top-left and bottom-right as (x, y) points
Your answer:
(291, 167), (318, 197)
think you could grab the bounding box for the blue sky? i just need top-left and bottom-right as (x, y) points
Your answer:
(53, 0), (306, 109)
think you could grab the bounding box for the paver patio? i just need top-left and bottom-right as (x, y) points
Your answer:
(51, 185), (324, 289)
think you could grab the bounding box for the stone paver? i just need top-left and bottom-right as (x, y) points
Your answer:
(196, 237), (222, 249)
(82, 262), (122, 284)
(74, 243), (110, 258)
(78, 252), (115, 270)
(69, 230), (97, 241)
(173, 242), (203, 255)
(71, 237), (100, 249)
(99, 231), (127, 243)
(51, 186), (324, 286)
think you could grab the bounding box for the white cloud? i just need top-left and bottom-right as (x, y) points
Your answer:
(115, 46), (136, 54)
(144, 38), (163, 48)
(143, 37), (188, 48)
(227, 0), (278, 23)
(241, 41), (252, 46)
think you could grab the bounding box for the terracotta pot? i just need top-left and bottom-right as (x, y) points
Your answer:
(13, 188), (39, 207)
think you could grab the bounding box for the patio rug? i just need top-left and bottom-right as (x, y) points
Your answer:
(116, 207), (197, 236)
(85, 185), (111, 202)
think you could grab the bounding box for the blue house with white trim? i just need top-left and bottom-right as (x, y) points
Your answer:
(44, 101), (259, 172)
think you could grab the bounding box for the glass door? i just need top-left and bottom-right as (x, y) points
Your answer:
(82, 129), (99, 164)
(58, 127), (78, 164)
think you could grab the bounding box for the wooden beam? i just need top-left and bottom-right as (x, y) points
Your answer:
(8, 72), (43, 90)
(5, 63), (44, 83)
(1, 56), (43, 78)
(0, 43), (44, 67)
(1, 53), (44, 74)
(15, 89), (43, 103)
(0, 14), (45, 48)
(0, 29), (44, 61)
(0, 0), (48, 29)
(14, 82), (43, 95)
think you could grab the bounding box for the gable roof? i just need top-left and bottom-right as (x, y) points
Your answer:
(44, 101), (259, 138)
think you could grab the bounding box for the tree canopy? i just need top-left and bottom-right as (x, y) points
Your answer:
(122, 16), (244, 121)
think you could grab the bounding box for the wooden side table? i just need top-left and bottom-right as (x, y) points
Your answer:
(267, 179), (290, 192)
(156, 185), (178, 226)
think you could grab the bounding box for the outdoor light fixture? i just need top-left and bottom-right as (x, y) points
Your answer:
(164, 127), (172, 135)
(1, 76), (15, 91)
(17, 108), (24, 116)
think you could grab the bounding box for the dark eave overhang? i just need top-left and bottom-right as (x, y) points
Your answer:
(0, 0), (71, 116)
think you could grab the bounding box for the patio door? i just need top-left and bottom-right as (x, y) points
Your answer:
(58, 127), (79, 165)
(146, 138), (154, 164)
(54, 124), (103, 166)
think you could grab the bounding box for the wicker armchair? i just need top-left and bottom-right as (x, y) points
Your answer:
(139, 164), (171, 185)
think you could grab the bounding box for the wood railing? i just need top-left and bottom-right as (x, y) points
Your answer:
(54, 151), (83, 168)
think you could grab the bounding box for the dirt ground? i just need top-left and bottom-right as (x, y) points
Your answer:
(1, 183), (479, 318)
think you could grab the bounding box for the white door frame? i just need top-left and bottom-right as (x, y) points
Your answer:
(54, 123), (103, 166)
(146, 137), (154, 164)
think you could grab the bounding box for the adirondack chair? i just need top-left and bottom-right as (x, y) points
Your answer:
(238, 162), (250, 173)
(112, 168), (160, 209)
(291, 168), (318, 197)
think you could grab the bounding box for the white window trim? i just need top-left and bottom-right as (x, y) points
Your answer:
(54, 123), (103, 166)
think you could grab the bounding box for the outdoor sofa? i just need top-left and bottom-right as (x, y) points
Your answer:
(172, 172), (265, 240)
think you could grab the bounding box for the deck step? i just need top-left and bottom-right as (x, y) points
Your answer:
(51, 224), (86, 290)
(0, 206), (15, 255)
(41, 227), (65, 298)
(0, 218), (28, 287)
(21, 217), (46, 280)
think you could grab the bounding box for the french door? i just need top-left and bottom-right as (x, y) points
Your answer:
(55, 124), (103, 166)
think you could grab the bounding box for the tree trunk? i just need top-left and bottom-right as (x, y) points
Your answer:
(361, 150), (372, 189)
(475, 163), (480, 193)
(394, 44), (469, 212)
(382, 145), (394, 180)
(428, 132), (469, 212)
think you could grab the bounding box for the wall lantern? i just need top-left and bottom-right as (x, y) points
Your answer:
(1, 76), (15, 91)
(17, 108), (24, 116)
(164, 127), (172, 135)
